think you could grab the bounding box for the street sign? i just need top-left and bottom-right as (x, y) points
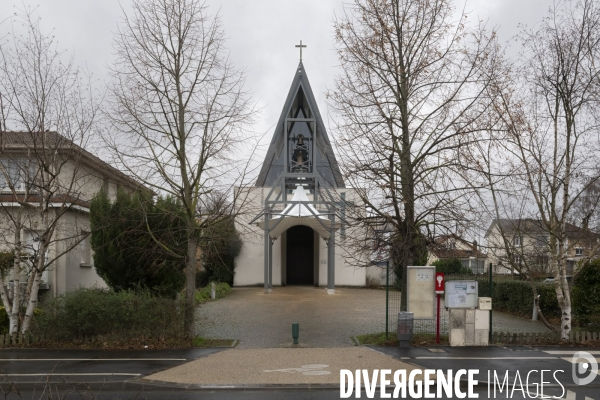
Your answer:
(435, 272), (445, 294)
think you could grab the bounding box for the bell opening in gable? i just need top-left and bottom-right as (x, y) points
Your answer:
(287, 87), (315, 175)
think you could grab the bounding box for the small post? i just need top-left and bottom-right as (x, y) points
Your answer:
(385, 260), (389, 340)
(489, 263), (493, 342)
(211, 282), (216, 300)
(292, 322), (299, 345)
(532, 295), (539, 321)
(436, 293), (441, 344)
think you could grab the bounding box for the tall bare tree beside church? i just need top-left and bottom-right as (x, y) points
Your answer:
(106, 0), (255, 336)
(329, 0), (501, 308)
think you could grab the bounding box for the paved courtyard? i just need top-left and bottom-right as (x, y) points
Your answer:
(195, 286), (553, 348)
(195, 286), (386, 348)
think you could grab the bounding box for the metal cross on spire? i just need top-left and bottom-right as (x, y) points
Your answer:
(295, 40), (307, 61)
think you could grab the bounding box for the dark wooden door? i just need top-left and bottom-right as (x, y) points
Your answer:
(286, 225), (314, 285)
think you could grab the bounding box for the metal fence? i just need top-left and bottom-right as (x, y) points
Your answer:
(385, 268), (520, 336)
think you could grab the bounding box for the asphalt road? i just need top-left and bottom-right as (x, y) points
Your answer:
(0, 346), (598, 399)
(4, 387), (600, 400)
(0, 348), (222, 385)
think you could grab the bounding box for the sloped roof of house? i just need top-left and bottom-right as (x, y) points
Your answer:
(0, 131), (150, 194)
(430, 233), (487, 259)
(485, 218), (598, 240)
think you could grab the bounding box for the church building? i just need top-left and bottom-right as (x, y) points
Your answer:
(233, 57), (371, 293)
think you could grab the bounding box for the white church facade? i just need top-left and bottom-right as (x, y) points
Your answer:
(233, 61), (372, 292)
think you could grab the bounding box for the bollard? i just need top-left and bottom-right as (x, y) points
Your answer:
(211, 282), (216, 300)
(292, 322), (299, 345)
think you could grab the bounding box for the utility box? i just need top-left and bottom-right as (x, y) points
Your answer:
(478, 297), (492, 310)
(449, 309), (489, 346)
(397, 312), (414, 348)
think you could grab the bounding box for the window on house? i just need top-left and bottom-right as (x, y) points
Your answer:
(79, 236), (91, 266)
(0, 158), (37, 192)
(513, 236), (522, 246)
(536, 235), (549, 247)
(575, 247), (584, 256)
(22, 230), (48, 267)
(447, 240), (456, 249)
(514, 255), (521, 264)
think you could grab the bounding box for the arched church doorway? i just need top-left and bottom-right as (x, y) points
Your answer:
(285, 225), (315, 285)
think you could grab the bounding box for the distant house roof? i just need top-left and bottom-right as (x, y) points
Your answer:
(1, 131), (150, 194)
(430, 234), (486, 260)
(484, 218), (598, 240)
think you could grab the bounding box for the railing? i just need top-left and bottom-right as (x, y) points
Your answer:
(491, 330), (599, 345)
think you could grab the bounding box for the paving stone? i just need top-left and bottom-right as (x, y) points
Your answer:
(194, 287), (386, 348)
(194, 286), (555, 348)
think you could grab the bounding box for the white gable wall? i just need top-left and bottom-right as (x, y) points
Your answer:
(233, 186), (366, 287)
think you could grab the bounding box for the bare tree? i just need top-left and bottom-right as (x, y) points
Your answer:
(105, 0), (256, 337)
(470, 0), (600, 339)
(0, 7), (100, 334)
(328, 0), (501, 309)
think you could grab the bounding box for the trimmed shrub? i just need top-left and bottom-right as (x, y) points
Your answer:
(474, 280), (560, 318)
(431, 258), (471, 274)
(196, 217), (242, 287)
(33, 288), (183, 339)
(195, 282), (232, 304)
(572, 259), (600, 329)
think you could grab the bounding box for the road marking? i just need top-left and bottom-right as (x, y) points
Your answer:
(414, 357), (558, 360)
(544, 350), (600, 355)
(0, 373), (141, 377)
(0, 358), (186, 362)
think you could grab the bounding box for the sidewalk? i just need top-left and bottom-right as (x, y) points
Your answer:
(141, 347), (420, 387)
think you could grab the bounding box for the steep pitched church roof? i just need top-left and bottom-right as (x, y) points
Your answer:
(255, 62), (345, 188)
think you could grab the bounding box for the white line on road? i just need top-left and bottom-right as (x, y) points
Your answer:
(0, 373), (141, 377)
(0, 358), (186, 362)
(414, 357), (558, 360)
(544, 350), (600, 355)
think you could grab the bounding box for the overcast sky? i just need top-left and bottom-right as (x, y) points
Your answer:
(4, 0), (553, 151)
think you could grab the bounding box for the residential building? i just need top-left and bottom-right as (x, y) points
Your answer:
(427, 234), (487, 274)
(0, 131), (148, 297)
(484, 218), (599, 276)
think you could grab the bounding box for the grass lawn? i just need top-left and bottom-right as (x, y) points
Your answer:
(356, 332), (449, 346)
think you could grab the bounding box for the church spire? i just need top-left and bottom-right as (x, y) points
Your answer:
(255, 62), (345, 188)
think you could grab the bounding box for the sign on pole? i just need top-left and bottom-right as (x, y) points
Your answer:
(435, 272), (445, 294)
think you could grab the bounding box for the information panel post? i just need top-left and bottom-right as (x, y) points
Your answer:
(435, 272), (445, 344)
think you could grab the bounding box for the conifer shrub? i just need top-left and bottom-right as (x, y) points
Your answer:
(572, 259), (600, 329)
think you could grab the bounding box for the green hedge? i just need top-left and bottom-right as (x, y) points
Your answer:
(33, 288), (183, 339)
(572, 259), (600, 330)
(473, 280), (560, 318)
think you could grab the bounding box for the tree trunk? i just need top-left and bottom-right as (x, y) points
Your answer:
(184, 231), (198, 338)
(21, 269), (40, 334)
(9, 233), (22, 335)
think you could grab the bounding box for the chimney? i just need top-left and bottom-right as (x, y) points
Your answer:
(473, 240), (478, 251)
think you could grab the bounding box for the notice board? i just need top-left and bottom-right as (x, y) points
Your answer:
(406, 266), (435, 319)
(444, 281), (479, 309)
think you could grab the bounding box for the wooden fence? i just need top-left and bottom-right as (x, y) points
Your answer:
(491, 331), (599, 345)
